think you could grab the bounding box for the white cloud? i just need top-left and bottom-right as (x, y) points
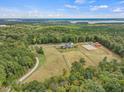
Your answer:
(75, 0), (96, 4)
(0, 6), (124, 18)
(75, 0), (85, 4)
(64, 4), (77, 9)
(0, 7), (44, 18)
(113, 8), (124, 13)
(90, 5), (109, 11)
(56, 9), (65, 11)
(0, 7), (71, 18)
(48, 13), (70, 18)
(119, 0), (124, 4)
(89, 0), (96, 4)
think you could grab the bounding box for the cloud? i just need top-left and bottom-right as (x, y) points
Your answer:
(48, 13), (70, 18)
(113, 8), (124, 13)
(119, 0), (124, 4)
(56, 9), (65, 11)
(75, 0), (85, 4)
(75, 0), (96, 4)
(0, 6), (124, 18)
(0, 7), (71, 18)
(90, 5), (109, 11)
(0, 7), (44, 18)
(64, 4), (77, 9)
(89, 0), (96, 4)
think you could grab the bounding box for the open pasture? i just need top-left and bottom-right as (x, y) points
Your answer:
(24, 45), (68, 82)
(25, 42), (121, 82)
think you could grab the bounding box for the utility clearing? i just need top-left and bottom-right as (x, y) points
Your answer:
(24, 42), (121, 82)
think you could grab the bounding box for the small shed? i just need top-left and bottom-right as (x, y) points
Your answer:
(95, 42), (101, 48)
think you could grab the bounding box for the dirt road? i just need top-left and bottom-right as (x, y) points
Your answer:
(19, 57), (39, 82)
(7, 57), (39, 92)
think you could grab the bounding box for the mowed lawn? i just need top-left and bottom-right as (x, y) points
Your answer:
(24, 45), (68, 82)
(24, 43), (122, 82)
(63, 51), (96, 67)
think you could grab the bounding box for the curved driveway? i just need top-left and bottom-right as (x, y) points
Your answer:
(19, 57), (39, 82)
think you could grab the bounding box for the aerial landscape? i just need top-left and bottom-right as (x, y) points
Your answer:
(0, 0), (124, 92)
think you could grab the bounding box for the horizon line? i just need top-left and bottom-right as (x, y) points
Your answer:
(0, 18), (124, 19)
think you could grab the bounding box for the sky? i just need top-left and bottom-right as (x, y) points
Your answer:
(0, 0), (124, 18)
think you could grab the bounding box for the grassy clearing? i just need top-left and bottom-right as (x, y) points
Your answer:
(24, 45), (68, 82)
(24, 43), (122, 82)
(63, 51), (96, 67)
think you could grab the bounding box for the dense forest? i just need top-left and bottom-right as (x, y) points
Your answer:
(0, 23), (124, 91)
(0, 40), (35, 87)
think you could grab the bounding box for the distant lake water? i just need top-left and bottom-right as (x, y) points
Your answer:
(0, 18), (124, 24)
(70, 20), (124, 24)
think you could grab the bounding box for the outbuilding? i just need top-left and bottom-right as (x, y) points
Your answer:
(61, 42), (74, 48)
(95, 42), (101, 48)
